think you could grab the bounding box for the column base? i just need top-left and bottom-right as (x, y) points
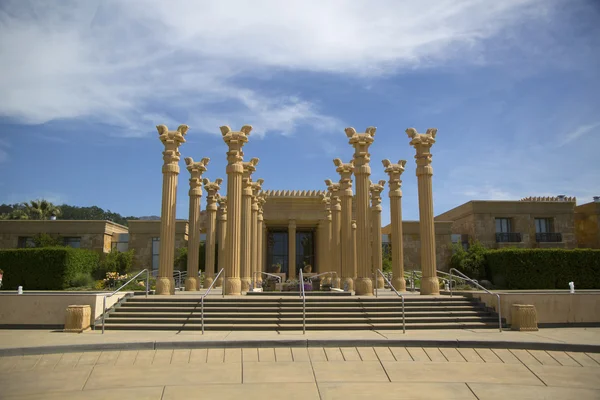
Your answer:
(355, 277), (373, 296)
(224, 277), (241, 295)
(204, 276), (214, 289)
(185, 277), (198, 291)
(156, 277), (172, 295)
(241, 277), (251, 293)
(376, 277), (385, 289)
(420, 276), (440, 295)
(215, 276), (224, 287)
(170, 278), (176, 295)
(341, 277), (354, 292)
(392, 277), (407, 292)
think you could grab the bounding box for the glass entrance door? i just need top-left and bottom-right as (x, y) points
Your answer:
(266, 230), (288, 275)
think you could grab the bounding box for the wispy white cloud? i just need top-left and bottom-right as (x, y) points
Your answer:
(558, 122), (600, 147)
(0, 0), (551, 137)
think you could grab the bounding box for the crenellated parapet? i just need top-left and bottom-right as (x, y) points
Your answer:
(520, 196), (576, 202)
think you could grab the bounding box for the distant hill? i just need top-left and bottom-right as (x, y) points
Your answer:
(138, 215), (161, 220)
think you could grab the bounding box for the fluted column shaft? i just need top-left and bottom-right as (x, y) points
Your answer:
(407, 128), (439, 295)
(216, 196), (227, 287)
(221, 125), (252, 295)
(288, 219), (297, 279)
(335, 159), (355, 291)
(184, 158), (209, 291)
(156, 124), (187, 295)
(347, 127), (376, 295)
(370, 180), (386, 289)
(326, 182), (342, 288)
(352, 220), (357, 281)
(257, 195), (266, 282)
(251, 196), (259, 286)
(202, 178), (221, 288)
(383, 159), (407, 291)
(241, 160), (259, 292)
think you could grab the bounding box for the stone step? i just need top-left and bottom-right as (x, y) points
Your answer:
(104, 316), (497, 324)
(116, 305), (483, 313)
(126, 297), (475, 304)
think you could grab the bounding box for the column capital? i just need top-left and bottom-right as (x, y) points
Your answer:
(369, 180), (386, 211)
(346, 126), (376, 169)
(334, 158), (354, 196)
(217, 195), (227, 218)
(288, 219), (297, 228)
(185, 157), (209, 196)
(382, 159), (407, 197)
(158, 124), (188, 172)
(242, 158), (260, 193)
(221, 125), (252, 165)
(203, 177), (222, 210)
(406, 128), (437, 175)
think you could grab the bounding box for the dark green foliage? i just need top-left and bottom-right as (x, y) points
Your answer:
(94, 249), (135, 279)
(485, 248), (600, 289)
(69, 272), (95, 288)
(0, 247), (100, 290)
(0, 202), (138, 226)
(450, 241), (487, 279)
(32, 233), (63, 248)
(174, 243), (206, 272)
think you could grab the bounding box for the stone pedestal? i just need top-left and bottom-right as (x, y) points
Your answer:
(184, 157), (209, 291)
(203, 178), (222, 289)
(325, 181), (342, 289)
(383, 159), (407, 291)
(511, 304), (538, 331)
(64, 305), (91, 333)
(216, 196), (227, 287)
(241, 159), (259, 293)
(335, 158), (355, 292)
(346, 127), (376, 295)
(370, 180), (386, 289)
(156, 124), (188, 295)
(221, 125), (252, 295)
(288, 219), (297, 279)
(407, 127), (439, 295)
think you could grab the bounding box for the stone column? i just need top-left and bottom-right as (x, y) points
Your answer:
(216, 196), (227, 287)
(406, 127), (439, 295)
(370, 180), (386, 289)
(334, 158), (355, 292)
(221, 125), (252, 295)
(288, 219), (297, 279)
(156, 124), (188, 295)
(383, 159), (407, 291)
(202, 178), (222, 289)
(183, 157), (209, 291)
(352, 220), (357, 281)
(257, 194), (266, 281)
(325, 181), (342, 288)
(241, 158), (259, 292)
(250, 179), (264, 286)
(346, 127), (376, 295)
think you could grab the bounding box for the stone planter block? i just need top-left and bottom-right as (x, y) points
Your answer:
(64, 305), (91, 333)
(511, 304), (538, 331)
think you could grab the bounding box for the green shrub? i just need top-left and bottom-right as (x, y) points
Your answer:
(94, 249), (134, 279)
(0, 247), (100, 290)
(69, 272), (94, 288)
(174, 243), (205, 272)
(450, 240), (487, 279)
(485, 248), (600, 290)
(32, 233), (63, 248)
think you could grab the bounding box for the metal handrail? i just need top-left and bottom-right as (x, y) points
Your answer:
(406, 269), (472, 292)
(375, 269), (405, 333)
(299, 269), (306, 334)
(449, 268), (502, 333)
(252, 271), (282, 289)
(304, 271), (338, 288)
(102, 269), (149, 334)
(201, 268), (225, 334)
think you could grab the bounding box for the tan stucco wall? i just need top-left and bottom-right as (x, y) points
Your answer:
(0, 220), (128, 254)
(575, 202), (600, 249)
(391, 221), (453, 272)
(436, 200), (577, 249)
(127, 220), (189, 269)
(0, 292), (127, 327)
(466, 291), (600, 325)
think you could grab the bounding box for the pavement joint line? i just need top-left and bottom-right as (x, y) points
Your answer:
(1, 339), (600, 357)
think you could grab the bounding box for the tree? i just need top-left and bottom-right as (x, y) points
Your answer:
(22, 199), (62, 220)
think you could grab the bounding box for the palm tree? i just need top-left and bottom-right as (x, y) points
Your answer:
(0, 209), (30, 220)
(22, 199), (61, 220)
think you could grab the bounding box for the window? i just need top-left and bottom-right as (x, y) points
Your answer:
(17, 237), (35, 248)
(152, 237), (160, 271)
(495, 218), (512, 233)
(63, 237), (81, 248)
(535, 218), (554, 233)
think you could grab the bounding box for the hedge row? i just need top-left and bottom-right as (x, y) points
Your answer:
(0, 247), (100, 290)
(484, 248), (600, 290)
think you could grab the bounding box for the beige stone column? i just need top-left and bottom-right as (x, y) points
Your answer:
(221, 125), (252, 295)
(383, 159), (407, 291)
(325, 181), (342, 288)
(288, 219), (297, 279)
(352, 220), (357, 281)
(370, 180), (386, 289)
(241, 158), (259, 292)
(202, 178), (222, 289)
(346, 127), (376, 295)
(334, 158), (355, 292)
(183, 157), (209, 291)
(406, 127), (439, 295)
(216, 196), (227, 287)
(250, 179), (264, 286)
(156, 124), (188, 295)
(257, 194), (266, 281)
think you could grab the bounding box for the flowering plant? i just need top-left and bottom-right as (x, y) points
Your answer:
(103, 272), (129, 289)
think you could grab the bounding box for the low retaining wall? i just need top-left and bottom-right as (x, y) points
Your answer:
(0, 292), (129, 328)
(463, 291), (600, 326)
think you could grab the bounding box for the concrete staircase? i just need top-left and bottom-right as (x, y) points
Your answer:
(100, 296), (503, 331)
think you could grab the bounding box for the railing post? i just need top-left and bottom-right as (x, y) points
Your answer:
(102, 295), (106, 334)
(449, 270), (453, 298)
(402, 295), (405, 334)
(201, 298), (205, 334)
(145, 270), (149, 298)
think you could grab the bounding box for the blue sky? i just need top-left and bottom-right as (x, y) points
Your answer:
(1, 0), (599, 226)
